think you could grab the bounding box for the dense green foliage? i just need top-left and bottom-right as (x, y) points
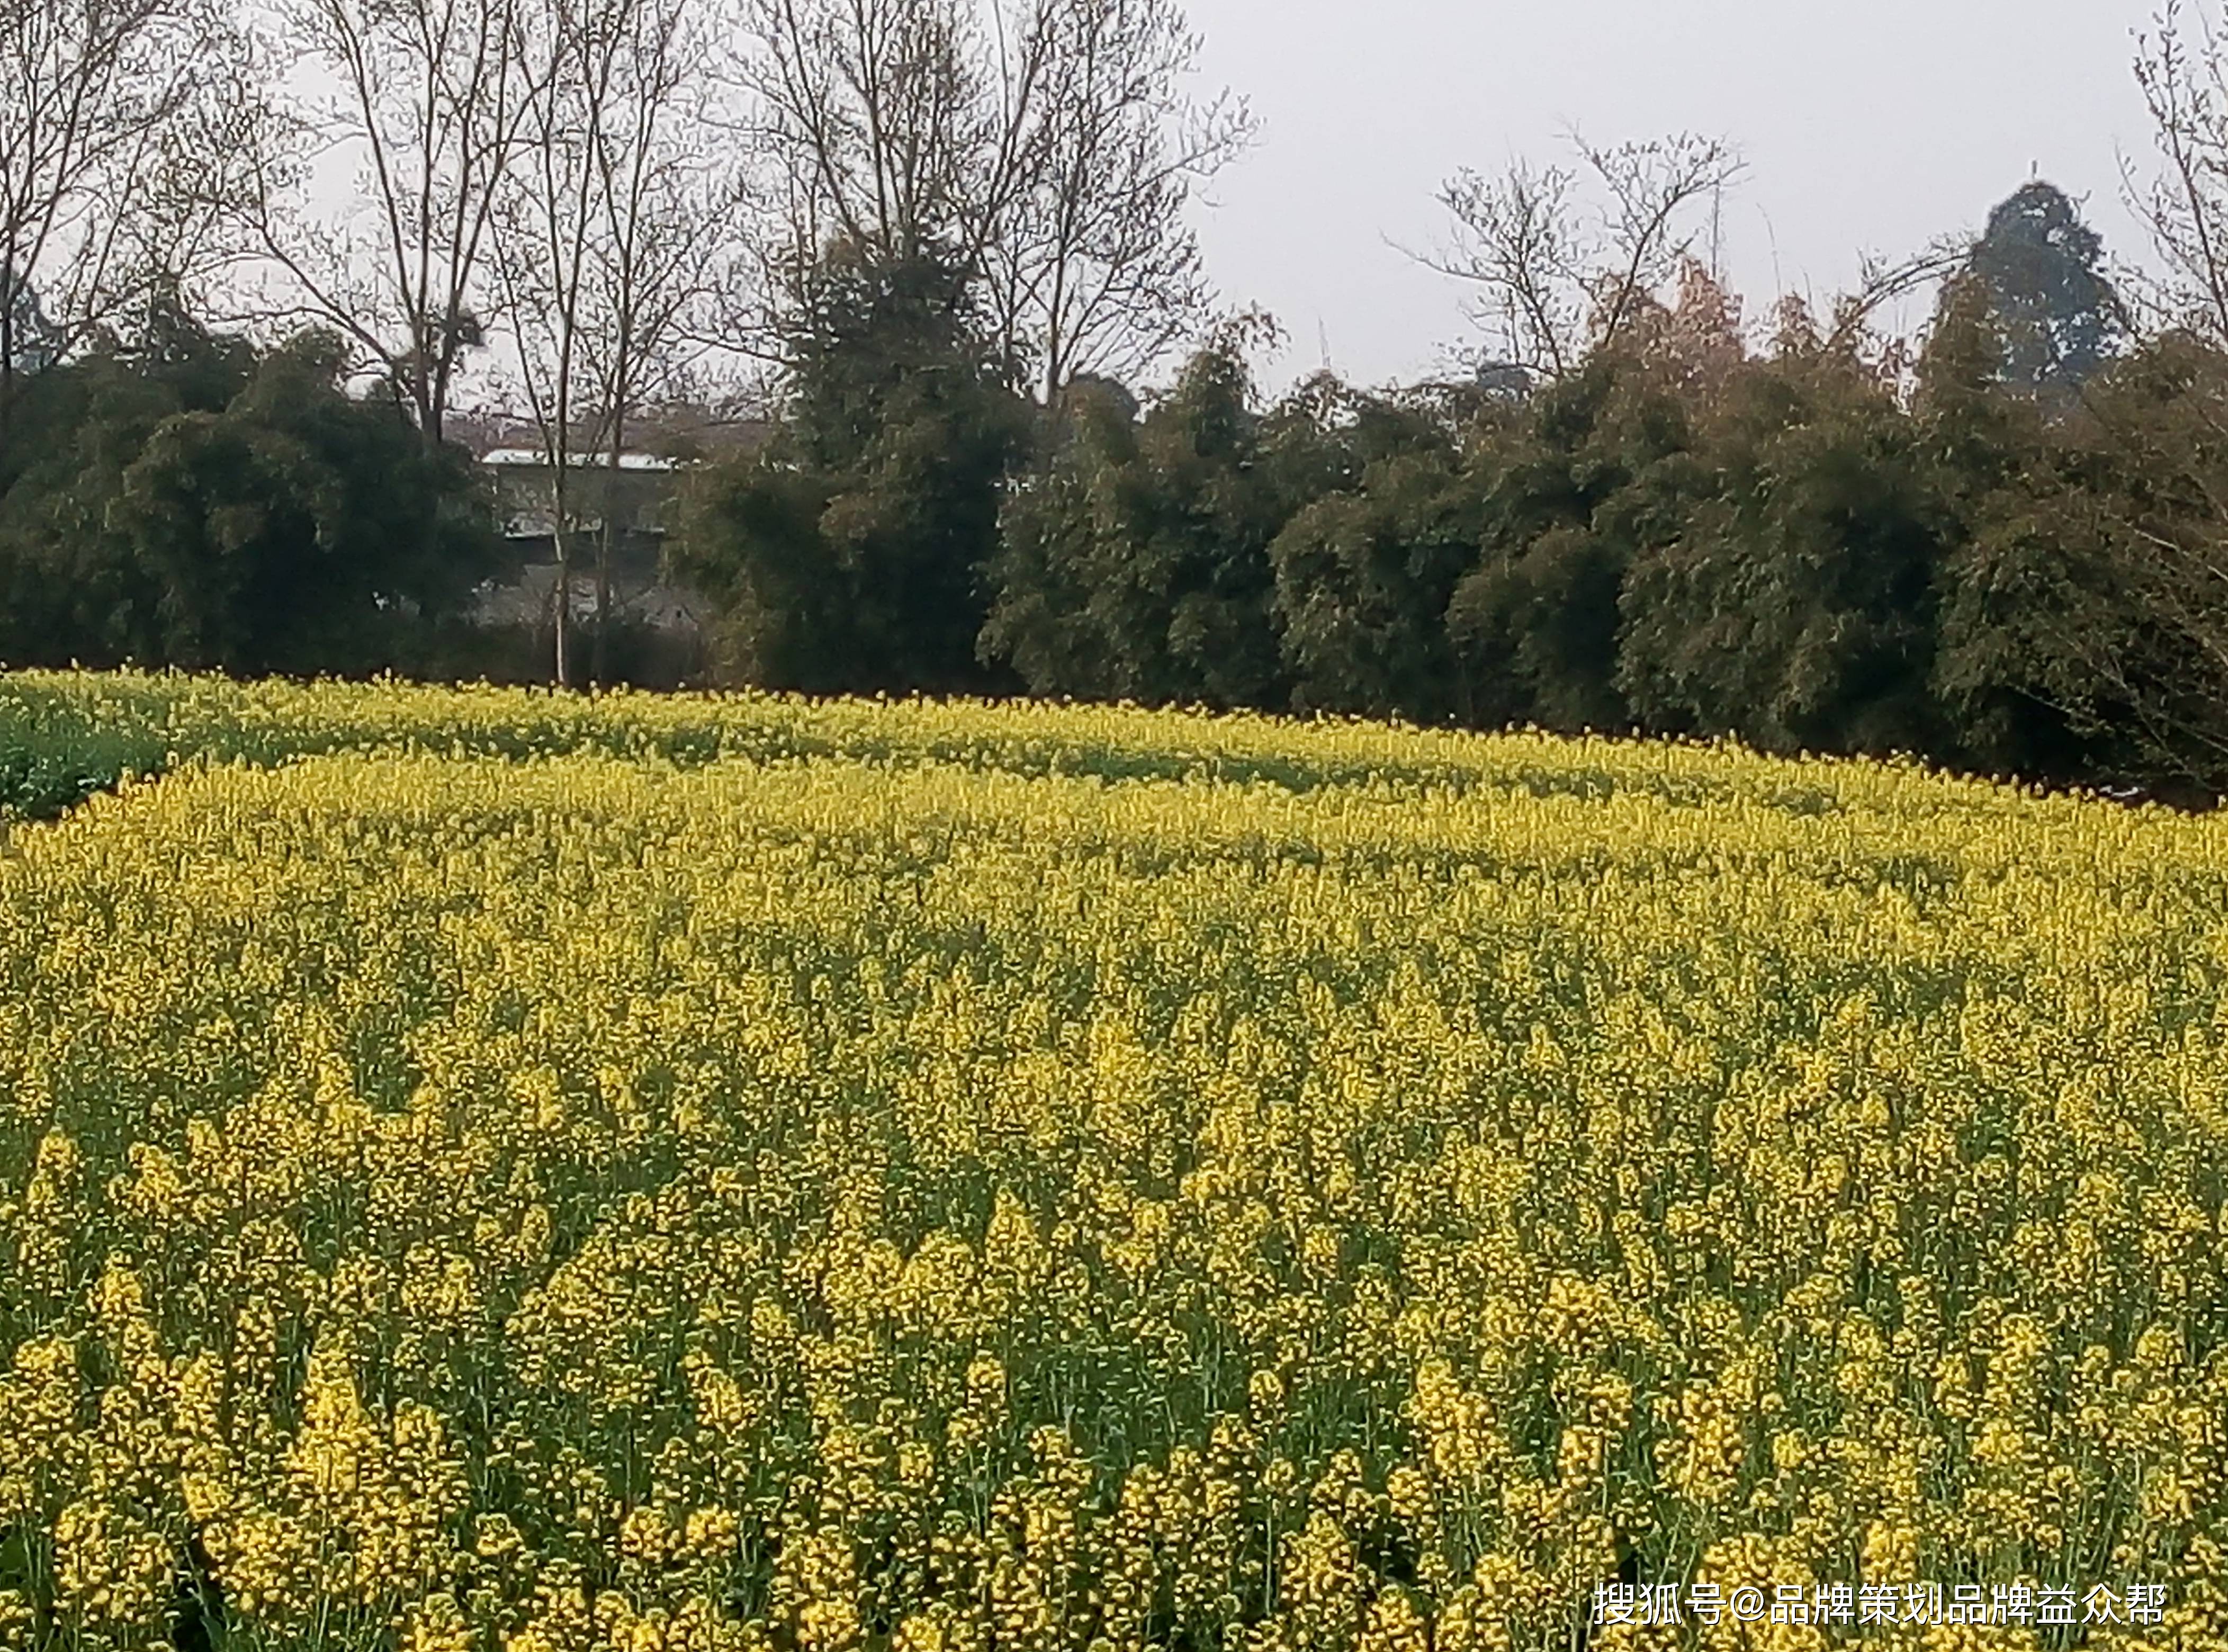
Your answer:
(1969, 181), (2130, 399)
(662, 183), (2226, 801)
(983, 347), (1314, 711)
(670, 250), (1031, 696)
(0, 307), (498, 677)
(10, 184), (2228, 802)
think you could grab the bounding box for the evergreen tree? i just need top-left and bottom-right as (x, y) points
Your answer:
(1448, 351), (1703, 735)
(673, 246), (1029, 694)
(980, 335), (1307, 709)
(1916, 268), (2154, 787)
(105, 332), (497, 673)
(1969, 181), (2128, 399)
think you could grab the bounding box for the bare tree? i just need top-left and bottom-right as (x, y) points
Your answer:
(230, 0), (538, 448)
(582, 0), (740, 680)
(497, 0), (736, 684)
(734, 0), (1243, 400)
(983, 0), (1252, 401)
(491, 0), (606, 687)
(0, 0), (234, 437)
(2128, 0), (2228, 346)
(739, 0), (1034, 283)
(1417, 131), (1743, 381)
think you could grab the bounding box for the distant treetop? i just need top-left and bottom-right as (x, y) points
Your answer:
(1969, 180), (2130, 397)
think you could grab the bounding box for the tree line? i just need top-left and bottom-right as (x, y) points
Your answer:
(11, 0), (2228, 799)
(3, 0), (1247, 666)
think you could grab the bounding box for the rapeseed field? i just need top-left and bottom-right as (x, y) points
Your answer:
(0, 672), (2223, 1651)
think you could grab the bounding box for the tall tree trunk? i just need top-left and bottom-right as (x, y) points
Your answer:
(552, 467), (573, 686)
(594, 436), (618, 686)
(594, 344), (633, 687)
(554, 535), (572, 685)
(406, 416), (451, 662)
(0, 280), (22, 455)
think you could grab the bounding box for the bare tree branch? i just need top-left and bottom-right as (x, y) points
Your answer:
(496, 0), (747, 683)
(2127, 0), (2228, 345)
(987, 0), (1252, 400)
(0, 0), (237, 433)
(1412, 130), (1741, 382)
(733, 0), (1243, 401)
(225, 0), (540, 446)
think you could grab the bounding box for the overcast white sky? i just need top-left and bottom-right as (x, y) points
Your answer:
(1178, 0), (2164, 391)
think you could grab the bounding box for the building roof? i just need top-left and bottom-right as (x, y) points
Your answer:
(448, 405), (776, 463)
(482, 447), (680, 472)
